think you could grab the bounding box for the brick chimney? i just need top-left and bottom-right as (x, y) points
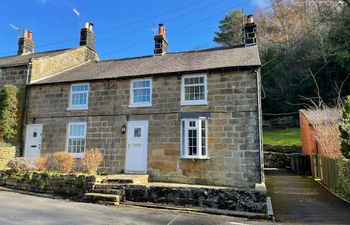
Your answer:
(243, 15), (257, 45)
(17, 30), (35, 55)
(80, 22), (95, 51)
(154, 24), (168, 55)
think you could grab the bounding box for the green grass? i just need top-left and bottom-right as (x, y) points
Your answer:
(263, 128), (301, 146)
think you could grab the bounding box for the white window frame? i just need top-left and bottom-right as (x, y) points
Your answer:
(181, 74), (208, 106)
(129, 78), (152, 107)
(66, 122), (87, 158)
(180, 118), (209, 159)
(67, 83), (89, 111)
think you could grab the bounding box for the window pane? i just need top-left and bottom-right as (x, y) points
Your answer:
(181, 121), (185, 156)
(133, 88), (150, 103)
(201, 120), (206, 156)
(188, 129), (197, 156)
(134, 128), (141, 137)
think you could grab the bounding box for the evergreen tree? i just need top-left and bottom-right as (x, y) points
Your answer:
(213, 10), (244, 46)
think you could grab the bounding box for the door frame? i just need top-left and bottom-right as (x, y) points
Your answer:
(125, 120), (149, 174)
(24, 124), (44, 159)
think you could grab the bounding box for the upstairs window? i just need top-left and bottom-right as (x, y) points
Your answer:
(67, 122), (86, 158)
(180, 119), (208, 159)
(130, 79), (152, 107)
(68, 83), (89, 110)
(181, 74), (208, 105)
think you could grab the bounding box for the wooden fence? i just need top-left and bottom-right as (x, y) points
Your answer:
(311, 153), (350, 200)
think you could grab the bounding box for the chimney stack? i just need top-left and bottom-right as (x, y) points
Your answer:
(243, 15), (257, 45)
(154, 24), (168, 55)
(80, 22), (95, 51)
(17, 30), (35, 55)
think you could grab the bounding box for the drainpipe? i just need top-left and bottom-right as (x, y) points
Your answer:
(19, 62), (31, 157)
(255, 68), (264, 183)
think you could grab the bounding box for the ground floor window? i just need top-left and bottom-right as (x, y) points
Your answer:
(67, 122), (86, 157)
(180, 119), (208, 158)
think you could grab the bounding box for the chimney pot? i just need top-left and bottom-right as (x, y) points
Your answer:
(247, 15), (254, 24)
(159, 23), (166, 36)
(27, 30), (33, 40)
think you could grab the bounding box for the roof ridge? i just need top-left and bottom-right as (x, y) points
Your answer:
(100, 44), (255, 63)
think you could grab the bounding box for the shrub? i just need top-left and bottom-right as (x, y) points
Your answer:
(0, 85), (18, 144)
(54, 151), (75, 173)
(305, 107), (343, 159)
(340, 96), (350, 159)
(6, 157), (32, 173)
(82, 148), (103, 175)
(34, 154), (50, 172)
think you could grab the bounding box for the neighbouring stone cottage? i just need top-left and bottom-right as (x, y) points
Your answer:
(0, 26), (99, 156)
(1, 17), (263, 188)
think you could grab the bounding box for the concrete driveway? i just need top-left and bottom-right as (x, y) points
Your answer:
(0, 190), (272, 225)
(266, 168), (350, 225)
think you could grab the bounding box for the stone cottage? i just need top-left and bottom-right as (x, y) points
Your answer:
(1, 18), (263, 188)
(0, 24), (99, 156)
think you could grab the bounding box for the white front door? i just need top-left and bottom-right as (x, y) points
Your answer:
(125, 121), (149, 173)
(24, 124), (43, 161)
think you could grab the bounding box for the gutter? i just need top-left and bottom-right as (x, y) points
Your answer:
(255, 68), (264, 183)
(19, 63), (31, 157)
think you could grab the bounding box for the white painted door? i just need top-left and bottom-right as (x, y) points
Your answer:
(24, 124), (43, 161)
(125, 121), (148, 173)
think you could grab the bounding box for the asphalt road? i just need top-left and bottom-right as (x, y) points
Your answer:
(266, 168), (350, 225)
(0, 191), (272, 225)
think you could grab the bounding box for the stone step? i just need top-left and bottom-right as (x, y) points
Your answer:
(94, 183), (126, 190)
(101, 174), (149, 185)
(82, 193), (122, 204)
(92, 188), (125, 196)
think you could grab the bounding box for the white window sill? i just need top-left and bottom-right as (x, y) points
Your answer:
(178, 156), (210, 160)
(69, 153), (84, 159)
(67, 106), (88, 111)
(181, 101), (208, 106)
(129, 103), (152, 108)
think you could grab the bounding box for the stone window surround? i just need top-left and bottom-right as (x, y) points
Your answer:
(0, 68), (2, 79)
(180, 118), (209, 159)
(66, 122), (87, 158)
(181, 73), (208, 106)
(129, 78), (152, 108)
(67, 83), (89, 111)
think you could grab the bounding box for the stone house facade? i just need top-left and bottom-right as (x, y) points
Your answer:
(1, 20), (263, 188)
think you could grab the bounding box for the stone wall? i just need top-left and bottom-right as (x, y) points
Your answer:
(120, 184), (266, 213)
(27, 69), (262, 188)
(0, 146), (16, 168)
(0, 170), (95, 197)
(264, 152), (291, 168)
(30, 47), (98, 82)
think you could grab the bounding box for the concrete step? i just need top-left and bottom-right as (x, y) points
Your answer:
(82, 193), (122, 204)
(94, 183), (126, 190)
(101, 174), (149, 185)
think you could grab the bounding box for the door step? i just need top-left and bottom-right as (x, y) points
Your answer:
(82, 193), (122, 205)
(101, 174), (149, 185)
(92, 188), (125, 196)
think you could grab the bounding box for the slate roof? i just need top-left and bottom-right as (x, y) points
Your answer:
(0, 49), (72, 67)
(32, 45), (261, 85)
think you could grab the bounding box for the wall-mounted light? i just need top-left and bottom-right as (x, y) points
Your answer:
(121, 125), (126, 134)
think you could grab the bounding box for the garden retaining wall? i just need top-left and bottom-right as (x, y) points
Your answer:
(0, 146), (16, 169)
(116, 184), (267, 213)
(0, 170), (95, 197)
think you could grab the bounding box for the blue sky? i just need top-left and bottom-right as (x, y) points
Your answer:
(0, 0), (268, 59)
